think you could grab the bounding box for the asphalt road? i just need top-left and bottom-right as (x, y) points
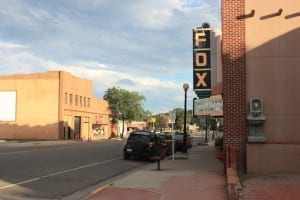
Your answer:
(0, 140), (148, 200)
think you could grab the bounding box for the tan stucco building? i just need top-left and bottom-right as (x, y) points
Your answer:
(0, 71), (112, 141)
(222, 0), (300, 173)
(245, 0), (300, 174)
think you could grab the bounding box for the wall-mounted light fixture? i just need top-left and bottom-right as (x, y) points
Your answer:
(237, 9), (255, 20)
(260, 8), (283, 20)
(285, 12), (300, 19)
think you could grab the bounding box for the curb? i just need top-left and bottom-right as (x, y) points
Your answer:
(90, 184), (111, 196)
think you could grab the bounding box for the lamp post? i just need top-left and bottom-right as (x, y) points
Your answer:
(183, 83), (189, 153)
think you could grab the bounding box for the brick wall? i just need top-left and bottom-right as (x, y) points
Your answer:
(221, 0), (247, 170)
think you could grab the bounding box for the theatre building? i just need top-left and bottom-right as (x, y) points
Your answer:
(222, 0), (300, 173)
(0, 71), (112, 141)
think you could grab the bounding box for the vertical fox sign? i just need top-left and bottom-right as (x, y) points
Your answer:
(193, 23), (211, 98)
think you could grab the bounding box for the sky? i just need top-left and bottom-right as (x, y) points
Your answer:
(0, 0), (221, 114)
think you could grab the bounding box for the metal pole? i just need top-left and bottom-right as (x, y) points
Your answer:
(183, 89), (187, 153)
(172, 122), (175, 160)
(121, 114), (124, 139)
(205, 115), (208, 143)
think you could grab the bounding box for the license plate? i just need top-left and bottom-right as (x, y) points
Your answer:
(126, 149), (132, 152)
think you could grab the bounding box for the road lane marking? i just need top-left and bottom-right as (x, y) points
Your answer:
(0, 177), (41, 190)
(0, 157), (122, 190)
(0, 149), (45, 155)
(0, 144), (98, 156)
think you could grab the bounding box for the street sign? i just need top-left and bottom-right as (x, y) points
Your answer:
(169, 110), (176, 161)
(194, 94), (223, 116)
(169, 111), (176, 123)
(150, 117), (156, 123)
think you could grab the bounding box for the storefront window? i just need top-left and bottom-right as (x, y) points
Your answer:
(64, 93), (67, 104)
(75, 95), (78, 106)
(69, 94), (73, 105)
(92, 124), (104, 135)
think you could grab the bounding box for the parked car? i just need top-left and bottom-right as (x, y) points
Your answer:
(174, 132), (192, 151)
(157, 133), (172, 156)
(123, 130), (160, 160)
(214, 133), (223, 147)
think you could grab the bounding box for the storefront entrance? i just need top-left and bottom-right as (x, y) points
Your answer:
(74, 116), (81, 140)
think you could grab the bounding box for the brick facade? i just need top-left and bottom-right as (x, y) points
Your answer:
(222, 0), (247, 170)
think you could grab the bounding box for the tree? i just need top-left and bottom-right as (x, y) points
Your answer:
(159, 114), (169, 131)
(173, 108), (193, 131)
(152, 114), (169, 132)
(174, 108), (184, 130)
(103, 87), (147, 138)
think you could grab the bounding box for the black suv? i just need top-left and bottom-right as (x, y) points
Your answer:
(123, 130), (160, 160)
(157, 133), (172, 156)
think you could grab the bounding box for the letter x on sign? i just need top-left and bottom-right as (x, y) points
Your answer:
(196, 73), (207, 87)
(194, 71), (211, 89)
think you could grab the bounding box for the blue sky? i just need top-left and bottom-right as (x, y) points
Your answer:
(0, 0), (221, 114)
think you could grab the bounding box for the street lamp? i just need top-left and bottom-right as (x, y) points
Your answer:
(183, 83), (189, 153)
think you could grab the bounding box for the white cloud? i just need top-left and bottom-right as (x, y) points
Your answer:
(0, 42), (28, 49)
(0, 0), (221, 113)
(179, 0), (207, 10)
(130, 2), (175, 29)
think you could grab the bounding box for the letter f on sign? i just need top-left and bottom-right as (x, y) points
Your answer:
(194, 31), (206, 48)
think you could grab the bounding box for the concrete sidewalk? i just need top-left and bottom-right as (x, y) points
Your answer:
(243, 174), (300, 200)
(87, 145), (228, 200)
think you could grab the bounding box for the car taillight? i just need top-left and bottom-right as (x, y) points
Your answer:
(149, 142), (153, 148)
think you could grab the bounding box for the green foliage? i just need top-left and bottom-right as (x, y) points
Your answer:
(159, 115), (169, 129)
(174, 108), (184, 130)
(173, 108), (193, 131)
(152, 114), (170, 131)
(237, 170), (246, 185)
(103, 87), (149, 121)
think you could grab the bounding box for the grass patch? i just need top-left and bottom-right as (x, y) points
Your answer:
(237, 170), (246, 185)
(197, 142), (208, 146)
(167, 156), (188, 160)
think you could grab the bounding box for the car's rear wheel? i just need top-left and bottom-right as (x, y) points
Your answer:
(123, 153), (130, 160)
